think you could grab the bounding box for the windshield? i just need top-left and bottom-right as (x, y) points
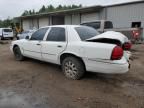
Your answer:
(3, 29), (12, 32)
(75, 26), (99, 40)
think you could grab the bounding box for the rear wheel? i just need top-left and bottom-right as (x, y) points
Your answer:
(13, 46), (24, 61)
(62, 57), (85, 80)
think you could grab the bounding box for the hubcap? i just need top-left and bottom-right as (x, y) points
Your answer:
(64, 61), (78, 78)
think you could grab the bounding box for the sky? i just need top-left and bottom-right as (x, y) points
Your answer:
(0, 0), (141, 20)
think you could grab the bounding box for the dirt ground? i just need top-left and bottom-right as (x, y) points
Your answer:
(0, 41), (144, 108)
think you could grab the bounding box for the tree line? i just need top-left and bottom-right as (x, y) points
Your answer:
(0, 4), (82, 28)
(0, 18), (12, 28)
(22, 4), (82, 16)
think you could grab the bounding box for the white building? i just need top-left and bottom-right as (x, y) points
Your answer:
(16, 1), (144, 38)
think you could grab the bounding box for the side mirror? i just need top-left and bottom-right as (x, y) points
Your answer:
(25, 36), (30, 40)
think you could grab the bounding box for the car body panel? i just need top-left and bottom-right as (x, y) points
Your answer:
(86, 31), (128, 44)
(22, 40), (42, 60)
(84, 57), (129, 74)
(41, 41), (67, 64)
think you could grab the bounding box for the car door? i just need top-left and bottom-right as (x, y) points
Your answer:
(22, 28), (48, 60)
(41, 27), (67, 64)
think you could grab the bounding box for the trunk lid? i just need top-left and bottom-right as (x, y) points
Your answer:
(86, 31), (129, 44)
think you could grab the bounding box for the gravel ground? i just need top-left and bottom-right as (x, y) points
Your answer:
(0, 41), (144, 108)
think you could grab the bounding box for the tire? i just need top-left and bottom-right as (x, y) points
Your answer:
(62, 57), (85, 80)
(13, 46), (24, 61)
(0, 36), (4, 40)
(10, 37), (13, 40)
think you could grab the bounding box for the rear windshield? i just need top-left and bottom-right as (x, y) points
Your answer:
(104, 21), (113, 29)
(3, 29), (12, 32)
(75, 26), (99, 40)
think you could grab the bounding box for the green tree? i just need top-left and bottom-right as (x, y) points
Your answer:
(47, 5), (54, 12)
(32, 9), (35, 14)
(63, 5), (67, 10)
(72, 4), (79, 8)
(79, 4), (82, 8)
(67, 5), (72, 9)
(21, 10), (29, 16)
(21, 4), (82, 16)
(39, 5), (46, 13)
(29, 10), (32, 15)
(56, 5), (63, 10)
(0, 20), (3, 27)
(0, 17), (12, 28)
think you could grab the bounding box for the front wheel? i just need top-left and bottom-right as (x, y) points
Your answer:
(62, 57), (85, 80)
(13, 46), (24, 61)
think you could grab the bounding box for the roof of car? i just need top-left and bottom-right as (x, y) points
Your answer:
(40, 25), (82, 29)
(0, 28), (12, 29)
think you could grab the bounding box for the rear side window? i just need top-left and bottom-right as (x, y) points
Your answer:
(75, 26), (99, 40)
(47, 27), (65, 42)
(3, 29), (12, 32)
(30, 28), (48, 40)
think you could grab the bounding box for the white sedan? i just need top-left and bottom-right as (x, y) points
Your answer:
(10, 25), (130, 80)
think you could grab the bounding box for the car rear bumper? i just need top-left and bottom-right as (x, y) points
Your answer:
(84, 57), (129, 74)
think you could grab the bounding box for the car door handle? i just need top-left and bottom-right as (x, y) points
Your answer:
(57, 45), (62, 48)
(36, 43), (41, 45)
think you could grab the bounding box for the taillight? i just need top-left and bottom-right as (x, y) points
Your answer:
(132, 30), (140, 38)
(123, 42), (132, 50)
(111, 46), (123, 60)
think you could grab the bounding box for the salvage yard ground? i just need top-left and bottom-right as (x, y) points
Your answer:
(0, 41), (144, 108)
